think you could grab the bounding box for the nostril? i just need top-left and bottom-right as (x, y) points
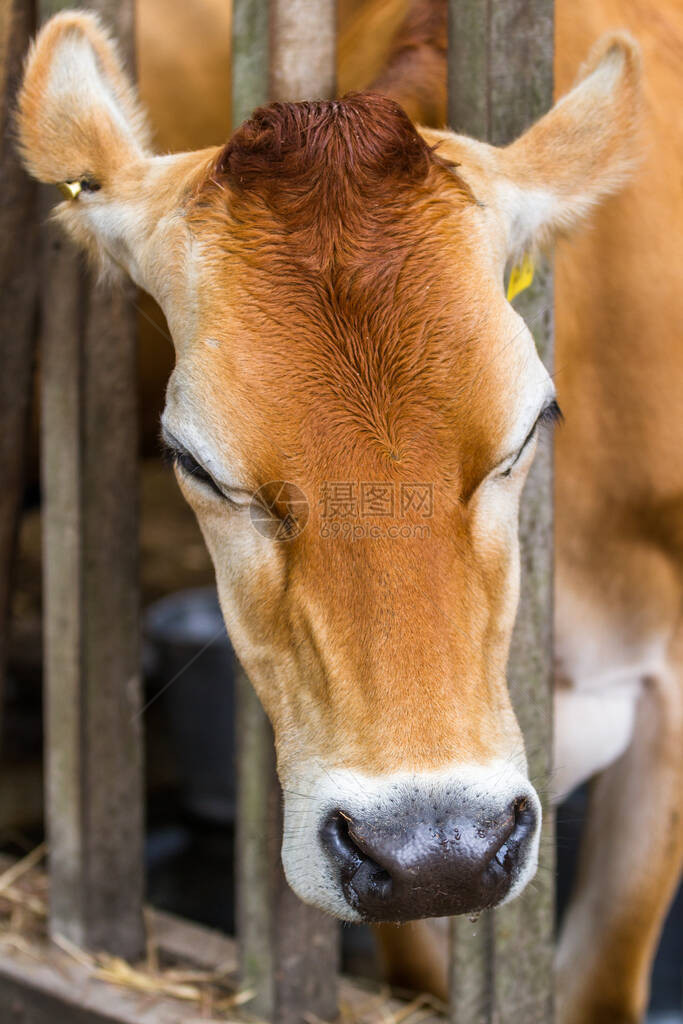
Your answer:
(321, 811), (362, 868)
(320, 811), (392, 898)
(494, 843), (510, 868)
(512, 794), (536, 838)
(487, 796), (536, 874)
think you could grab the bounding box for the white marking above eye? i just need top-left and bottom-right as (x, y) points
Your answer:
(160, 406), (249, 496)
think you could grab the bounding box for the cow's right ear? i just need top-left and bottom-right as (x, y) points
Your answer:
(17, 10), (150, 187)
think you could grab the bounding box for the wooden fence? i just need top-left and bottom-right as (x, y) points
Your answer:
(0, 0), (555, 1021)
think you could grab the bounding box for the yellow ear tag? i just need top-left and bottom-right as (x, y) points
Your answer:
(506, 252), (535, 301)
(57, 180), (82, 200)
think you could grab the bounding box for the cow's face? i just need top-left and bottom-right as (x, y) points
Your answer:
(18, 13), (641, 921)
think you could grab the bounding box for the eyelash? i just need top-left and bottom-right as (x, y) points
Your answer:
(499, 400), (563, 477)
(169, 447), (225, 498)
(499, 447), (532, 478)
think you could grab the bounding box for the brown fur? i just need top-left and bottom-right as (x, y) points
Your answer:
(13, 2), (683, 1021)
(208, 94), (463, 269)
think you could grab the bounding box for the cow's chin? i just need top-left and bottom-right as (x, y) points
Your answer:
(280, 760), (542, 923)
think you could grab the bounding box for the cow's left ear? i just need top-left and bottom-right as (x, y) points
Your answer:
(493, 32), (643, 257)
(16, 10), (218, 306)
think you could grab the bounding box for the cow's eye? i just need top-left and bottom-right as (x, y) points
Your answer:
(496, 399), (563, 478)
(497, 435), (537, 478)
(171, 447), (225, 498)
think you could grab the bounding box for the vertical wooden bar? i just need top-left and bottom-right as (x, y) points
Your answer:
(236, 668), (277, 1016)
(232, 3), (339, 1021)
(236, 668), (338, 1024)
(39, 0), (144, 960)
(448, 914), (492, 1023)
(0, 0), (37, 735)
(232, 0), (270, 128)
(491, 268), (555, 1024)
(448, 2), (555, 1023)
(269, 0), (337, 103)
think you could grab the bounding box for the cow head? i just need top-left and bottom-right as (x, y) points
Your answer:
(17, 13), (641, 922)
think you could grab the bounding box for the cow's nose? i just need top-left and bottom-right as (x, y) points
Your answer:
(320, 796), (537, 921)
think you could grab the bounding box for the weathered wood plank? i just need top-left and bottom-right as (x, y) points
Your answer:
(232, 0), (270, 129)
(235, 668), (277, 1017)
(0, 0), (38, 740)
(449, 914), (492, 1024)
(492, 265), (554, 1024)
(233, 0), (337, 127)
(447, 2), (555, 1022)
(145, 907), (238, 973)
(232, 5), (339, 1020)
(0, 910), (237, 1023)
(236, 667), (339, 1024)
(0, 902), (442, 1024)
(270, 0), (337, 104)
(38, 0), (144, 960)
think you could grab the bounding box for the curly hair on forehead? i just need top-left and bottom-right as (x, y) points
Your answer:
(199, 92), (474, 270)
(217, 92), (448, 194)
(186, 93), (490, 481)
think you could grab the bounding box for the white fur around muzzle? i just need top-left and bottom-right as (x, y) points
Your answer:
(281, 759), (542, 921)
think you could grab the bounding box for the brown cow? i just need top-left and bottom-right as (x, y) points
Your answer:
(15, 3), (682, 1022)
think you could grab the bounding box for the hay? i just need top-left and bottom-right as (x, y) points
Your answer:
(0, 847), (446, 1024)
(0, 847), (251, 1020)
(337, 985), (447, 1024)
(0, 844), (48, 926)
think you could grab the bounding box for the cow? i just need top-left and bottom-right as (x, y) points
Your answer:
(15, 3), (682, 1022)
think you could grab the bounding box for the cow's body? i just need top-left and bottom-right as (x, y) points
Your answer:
(15, 2), (683, 1022)
(554, 0), (683, 796)
(552, 4), (683, 1016)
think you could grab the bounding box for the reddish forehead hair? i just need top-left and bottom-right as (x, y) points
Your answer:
(204, 94), (471, 267)
(188, 94), (492, 487)
(219, 93), (445, 191)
